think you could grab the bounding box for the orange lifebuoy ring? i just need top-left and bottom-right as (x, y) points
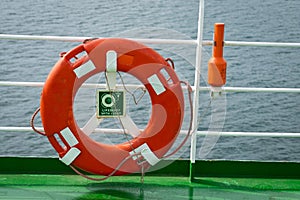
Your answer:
(40, 38), (184, 176)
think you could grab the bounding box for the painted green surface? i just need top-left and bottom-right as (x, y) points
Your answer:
(1, 157), (300, 178)
(1, 157), (300, 199)
(1, 175), (300, 199)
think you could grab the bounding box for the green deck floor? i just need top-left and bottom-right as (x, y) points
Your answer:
(1, 158), (300, 199)
(1, 174), (300, 199)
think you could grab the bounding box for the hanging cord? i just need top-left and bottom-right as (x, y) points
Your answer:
(115, 72), (148, 182)
(30, 107), (46, 136)
(117, 71), (146, 105)
(103, 72), (136, 150)
(104, 71), (146, 182)
(165, 58), (175, 69)
(106, 71), (150, 182)
(70, 152), (142, 181)
(83, 37), (99, 44)
(162, 81), (194, 159)
(140, 162), (145, 184)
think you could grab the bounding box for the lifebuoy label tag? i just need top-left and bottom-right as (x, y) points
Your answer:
(96, 90), (125, 118)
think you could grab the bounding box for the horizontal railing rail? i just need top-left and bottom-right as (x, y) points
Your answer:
(1, 81), (300, 93)
(1, 34), (300, 48)
(1, 126), (300, 138)
(0, 34), (197, 45)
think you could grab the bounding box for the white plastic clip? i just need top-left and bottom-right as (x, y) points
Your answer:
(210, 86), (223, 98)
(129, 143), (160, 166)
(141, 148), (160, 166)
(106, 50), (117, 89)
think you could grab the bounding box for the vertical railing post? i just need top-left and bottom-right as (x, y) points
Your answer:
(189, 0), (205, 182)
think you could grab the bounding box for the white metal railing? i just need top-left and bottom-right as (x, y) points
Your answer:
(0, 48), (298, 137)
(1, 0), (300, 162)
(1, 81), (300, 93)
(1, 34), (300, 48)
(1, 126), (300, 138)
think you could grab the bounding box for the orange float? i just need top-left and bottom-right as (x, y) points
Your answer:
(208, 23), (227, 87)
(40, 38), (185, 176)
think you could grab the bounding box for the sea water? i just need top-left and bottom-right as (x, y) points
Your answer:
(0, 0), (299, 161)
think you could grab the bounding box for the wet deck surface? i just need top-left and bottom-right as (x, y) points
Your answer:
(1, 174), (300, 199)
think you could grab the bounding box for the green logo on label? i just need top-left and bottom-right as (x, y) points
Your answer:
(97, 90), (125, 117)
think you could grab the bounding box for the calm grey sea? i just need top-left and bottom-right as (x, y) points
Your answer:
(0, 0), (299, 161)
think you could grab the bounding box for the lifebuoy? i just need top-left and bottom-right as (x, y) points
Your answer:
(40, 38), (184, 176)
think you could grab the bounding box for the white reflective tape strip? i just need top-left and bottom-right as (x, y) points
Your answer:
(106, 50), (117, 89)
(141, 148), (160, 166)
(60, 127), (79, 147)
(73, 60), (96, 78)
(59, 147), (81, 165)
(119, 115), (140, 137)
(129, 143), (160, 165)
(147, 74), (166, 95)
